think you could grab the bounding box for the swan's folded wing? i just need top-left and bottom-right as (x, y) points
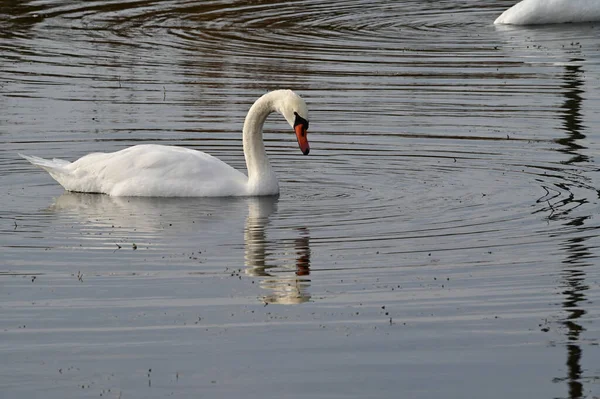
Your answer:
(68, 145), (249, 196)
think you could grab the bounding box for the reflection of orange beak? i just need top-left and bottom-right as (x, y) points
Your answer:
(295, 124), (310, 155)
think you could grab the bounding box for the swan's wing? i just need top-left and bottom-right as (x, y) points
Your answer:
(60, 144), (249, 196)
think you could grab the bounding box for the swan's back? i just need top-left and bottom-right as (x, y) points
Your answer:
(22, 145), (250, 197)
(494, 0), (600, 25)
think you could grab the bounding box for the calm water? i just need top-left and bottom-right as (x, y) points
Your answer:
(2, 1), (600, 398)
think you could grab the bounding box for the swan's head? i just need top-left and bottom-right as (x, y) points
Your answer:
(276, 90), (310, 155)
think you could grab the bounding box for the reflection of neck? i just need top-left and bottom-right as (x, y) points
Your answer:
(244, 199), (269, 271)
(243, 198), (312, 304)
(555, 227), (590, 396)
(559, 61), (587, 164)
(295, 228), (311, 276)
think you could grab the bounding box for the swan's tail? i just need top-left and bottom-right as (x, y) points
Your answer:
(19, 153), (72, 172)
(19, 153), (74, 191)
(19, 153), (99, 193)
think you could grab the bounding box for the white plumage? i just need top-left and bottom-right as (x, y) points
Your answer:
(20, 89), (310, 197)
(495, 0), (600, 25)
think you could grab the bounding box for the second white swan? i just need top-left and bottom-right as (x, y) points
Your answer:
(20, 89), (310, 197)
(494, 0), (600, 25)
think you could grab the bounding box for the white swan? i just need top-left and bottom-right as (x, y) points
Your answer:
(494, 0), (600, 25)
(20, 89), (310, 197)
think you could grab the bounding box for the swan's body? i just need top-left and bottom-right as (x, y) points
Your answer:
(494, 0), (600, 25)
(20, 89), (310, 197)
(20, 145), (251, 197)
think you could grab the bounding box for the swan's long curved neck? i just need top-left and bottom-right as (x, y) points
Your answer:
(242, 92), (278, 193)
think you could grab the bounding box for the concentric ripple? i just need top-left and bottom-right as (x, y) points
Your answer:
(3, 0), (600, 278)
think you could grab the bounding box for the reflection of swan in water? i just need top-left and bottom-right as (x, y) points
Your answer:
(51, 193), (312, 304)
(492, 20), (597, 394)
(50, 192), (250, 234)
(549, 43), (593, 397)
(244, 197), (311, 305)
(495, 0), (600, 25)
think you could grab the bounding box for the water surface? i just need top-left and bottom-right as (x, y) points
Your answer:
(2, 1), (600, 398)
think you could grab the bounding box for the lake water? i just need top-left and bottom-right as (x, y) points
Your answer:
(2, 1), (600, 398)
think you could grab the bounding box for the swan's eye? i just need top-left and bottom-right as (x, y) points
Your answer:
(293, 112), (309, 130)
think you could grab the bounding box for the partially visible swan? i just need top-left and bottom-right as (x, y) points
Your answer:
(20, 89), (310, 197)
(494, 0), (600, 25)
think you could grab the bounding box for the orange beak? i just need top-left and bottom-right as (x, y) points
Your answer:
(295, 124), (310, 155)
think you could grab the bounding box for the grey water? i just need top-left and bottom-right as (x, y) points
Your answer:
(2, 0), (600, 398)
